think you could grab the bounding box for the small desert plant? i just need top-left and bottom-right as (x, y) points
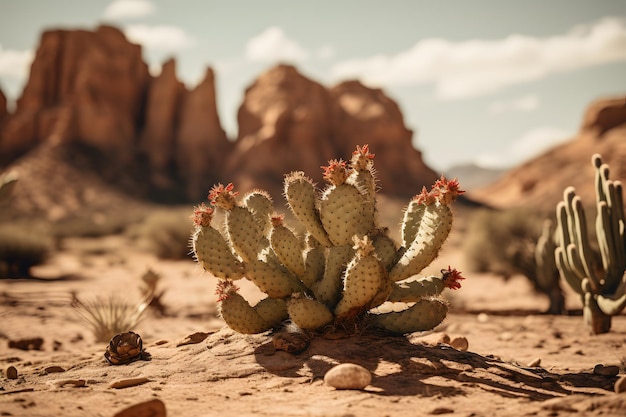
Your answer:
(554, 154), (626, 334)
(71, 293), (150, 342)
(129, 209), (193, 259)
(0, 223), (53, 278)
(463, 207), (565, 314)
(140, 268), (167, 315)
(191, 144), (465, 335)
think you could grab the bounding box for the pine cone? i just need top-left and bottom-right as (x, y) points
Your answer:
(104, 331), (151, 365)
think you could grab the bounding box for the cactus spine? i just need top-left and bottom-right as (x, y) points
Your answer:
(191, 145), (465, 335)
(555, 154), (626, 334)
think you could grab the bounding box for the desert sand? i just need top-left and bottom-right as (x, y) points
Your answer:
(1, 205), (625, 417)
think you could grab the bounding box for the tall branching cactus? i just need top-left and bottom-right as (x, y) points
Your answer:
(191, 145), (465, 334)
(555, 154), (626, 334)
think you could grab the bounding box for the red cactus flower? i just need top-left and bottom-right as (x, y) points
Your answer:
(208, 183), (238, 210)
(270, 213), (285, 227)
(215, 280), (239, 302)
(351, 144), (376, 170)
(191, 203), (214, 227)
(441, 266), (466, 290)
(321, 159), (349, 185)
(414, 186), (437, 205)
(433, 175), (465, 204)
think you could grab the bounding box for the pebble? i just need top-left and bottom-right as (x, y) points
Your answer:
(527, 358), (542, 367)
(6, 366), (18, 379)
(113, 399), (166, 417)
(324, 363), (371, 390)
(593, 364), (620, 377)
(110, 377), (151, 389)
(44, 366), (66, 374)
(449, 336), (469, 351)
(476, 313), (489, 323)
(55, 379), (86, 388)
(615, 375), (626, 394)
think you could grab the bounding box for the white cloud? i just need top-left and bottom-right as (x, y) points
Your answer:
(245, 26), (309, 62)
(103, 0), (154, 20)
(316, 46), (335, 61)
(476, 126), (572, 168)
(0, 45), (33, 80)
(124, 25), (195, 52)
(331, 17), (626, 100)
(488, 94), (540, 114)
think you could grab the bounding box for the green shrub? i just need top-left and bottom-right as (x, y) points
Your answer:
(463, 207), (565, 314)
(0, 223), (53, 278)
(129, 208), (194, 259)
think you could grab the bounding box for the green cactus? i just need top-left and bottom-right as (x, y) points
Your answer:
(191, 144), (465, 335)
(555, 154), (626, 334)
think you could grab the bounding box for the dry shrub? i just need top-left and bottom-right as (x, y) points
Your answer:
(129, 208), (194, 259)
(0, 223), (53, 278)
(463, 207), (565, 314)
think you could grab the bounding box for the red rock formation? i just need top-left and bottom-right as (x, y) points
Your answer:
(329, 81), (438, 195)
(227, 64), (336, 194)
(471, 96), (626, 212)
(0, 25), (149, 165)
(0, 87), (6, 122)
(139, 58), (185, 189)
(228, 65), (437, 198)
(581, 96), (626, 137)
(176, 68), (231, 200)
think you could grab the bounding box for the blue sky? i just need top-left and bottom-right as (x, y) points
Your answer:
(0, 0), (625, 172)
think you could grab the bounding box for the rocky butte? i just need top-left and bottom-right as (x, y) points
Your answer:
(471, 96), (626, 213)
(0, 25), (439, 209)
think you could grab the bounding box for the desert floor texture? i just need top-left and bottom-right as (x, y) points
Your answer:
(1, 204), (625, 417)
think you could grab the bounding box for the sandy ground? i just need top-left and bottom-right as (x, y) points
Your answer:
(1, 231), (625, 417)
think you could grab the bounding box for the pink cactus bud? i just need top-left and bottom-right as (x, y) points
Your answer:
(433, 175), (465, 204)
(414, 186), (437, 205)
(351, 144), (375, 170)
(321, 159), (349, 185)
(208, 183), (238, 210)
(191, 203), (214, 227)
(215, 280), (239, 302)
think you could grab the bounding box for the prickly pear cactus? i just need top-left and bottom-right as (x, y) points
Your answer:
(555, 154), (626, 334)
(191, 144), (465, 334)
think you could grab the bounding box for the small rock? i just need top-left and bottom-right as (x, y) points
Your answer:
(476, 313), (489, 323)
(593, 364), (620, 377)
(176, 331), (212, 347)
(449, 336), (469, 351)
(55, 379), (86, 388)
(527, 358), (542, 367)
(44, 366), (66, 374)
(6, 366), (18, 379)
(113, 399), (166, 417)
(8, 337), (44, 351)
(615, 375), (626, 394)
(431, 407), (454, 415)
(110, 377), (151, 389)
(324, 363), (371, 390)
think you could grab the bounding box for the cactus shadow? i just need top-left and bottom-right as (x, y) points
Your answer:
(253, 329), (595, 399)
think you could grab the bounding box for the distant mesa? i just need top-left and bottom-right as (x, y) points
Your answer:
(0, 25), (438, 211)
(470, 96), (626, 212)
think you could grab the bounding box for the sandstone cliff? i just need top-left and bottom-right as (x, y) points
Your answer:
(470, 96), (626, 212)
(0, 26), (440, 208)
(228, 65), (438, 198)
